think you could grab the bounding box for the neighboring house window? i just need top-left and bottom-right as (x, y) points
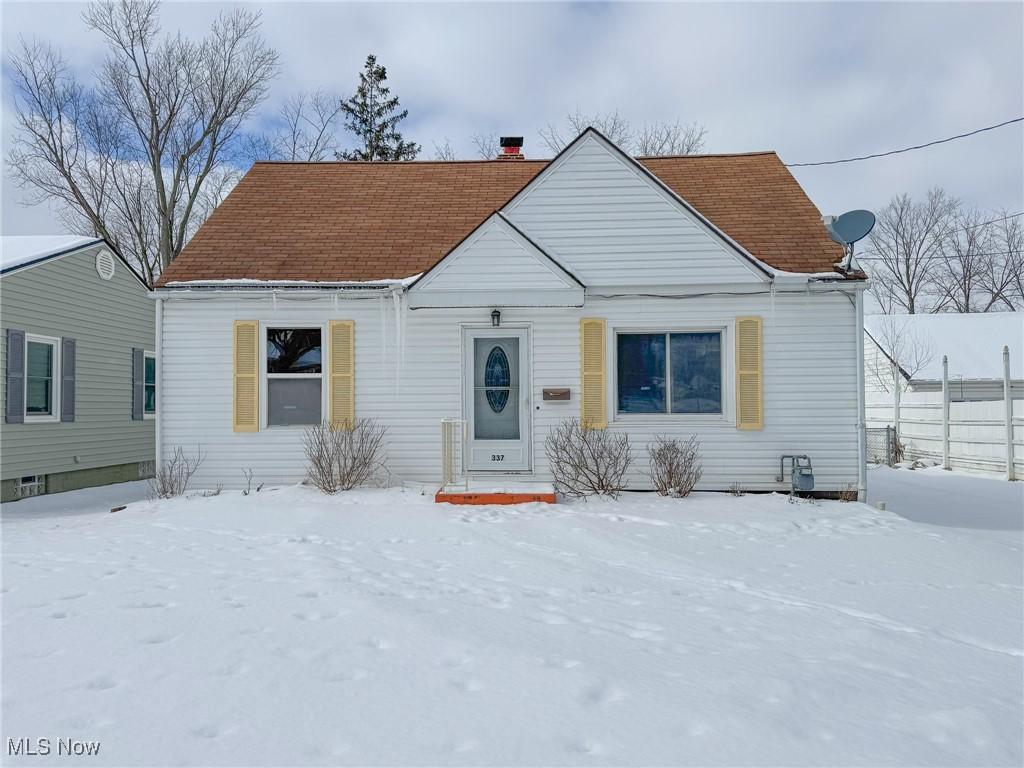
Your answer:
(144, 351), (157, 417)
(266, 327), (322, 426)
(25, 335), (60, 421)
(616, 331), (722, 415)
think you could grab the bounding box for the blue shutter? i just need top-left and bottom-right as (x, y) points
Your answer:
(61, 338), (76, 422)
(5, 329), (25, 424)
(131, 348), (144, 420)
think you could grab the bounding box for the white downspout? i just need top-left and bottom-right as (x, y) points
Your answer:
(155, 294), (164, 472)
(855, 287), (867, 501)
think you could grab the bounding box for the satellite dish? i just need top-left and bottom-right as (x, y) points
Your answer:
(825, 209), (876, 271)
(827, 209), (876, 247)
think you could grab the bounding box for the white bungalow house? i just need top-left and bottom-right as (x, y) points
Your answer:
(153, 129), (869, 498)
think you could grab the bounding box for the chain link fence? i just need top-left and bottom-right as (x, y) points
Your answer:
(866, 426), (897, 466)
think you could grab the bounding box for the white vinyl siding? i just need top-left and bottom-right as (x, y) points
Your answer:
(160, 289), (859, 492)
(410, 215), (584, 308)
(503, 133), (766, 288)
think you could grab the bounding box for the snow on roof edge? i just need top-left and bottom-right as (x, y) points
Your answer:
(1, 235), (103, 273)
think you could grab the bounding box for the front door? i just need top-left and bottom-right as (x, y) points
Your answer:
(464, 328), (530, 472)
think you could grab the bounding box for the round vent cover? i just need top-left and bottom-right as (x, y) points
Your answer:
(95, 249), (116, 280)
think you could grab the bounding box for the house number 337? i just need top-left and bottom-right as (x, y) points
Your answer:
(491, 454), (505, 462)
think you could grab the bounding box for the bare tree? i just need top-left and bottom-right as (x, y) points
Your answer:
(431, 138), (457, 161)
(863, 189), (958, 314)
(7, 1), (279, 285)
(986, 211), (1023, 310)
(539, 110), (707, 157)
(540, 109), (632, 154)
(471, 132), (499, 160)
(247, 91), (342, 162)
(635, 120), (706, 156)
(866, 316), (935, 393)
(934, 207), (999, 312)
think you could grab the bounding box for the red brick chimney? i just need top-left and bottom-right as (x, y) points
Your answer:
(498, 136), (524, 161)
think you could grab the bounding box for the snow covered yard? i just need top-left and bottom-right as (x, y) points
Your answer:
(3, 484), (1021, 767)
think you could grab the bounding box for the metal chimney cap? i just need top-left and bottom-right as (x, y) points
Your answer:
(499, 136), (524, 148)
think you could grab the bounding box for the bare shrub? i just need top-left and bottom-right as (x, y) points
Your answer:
(544, 419), (632, 499)
(892, 436), (905, 464)
(303, 419), (388, 494)
(151, 446), (205, 499)
(729, 482), (746, 497)
(241, 468), (263, 495)
(647, 435), (703, 497)
(838, 485), (859, 503)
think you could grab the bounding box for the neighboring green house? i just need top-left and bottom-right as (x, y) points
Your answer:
(1, 236), (155, 502)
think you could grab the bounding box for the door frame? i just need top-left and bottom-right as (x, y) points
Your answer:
(461, 324), (532, 473)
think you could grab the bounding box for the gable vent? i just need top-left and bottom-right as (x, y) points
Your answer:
(95, 250), (116, 280)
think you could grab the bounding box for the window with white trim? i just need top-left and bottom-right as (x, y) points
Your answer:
(616, 331), (723, 415)
(144, 351), (157, 417)
(266, 328), (322, 426)
(25, 335), (60, 421)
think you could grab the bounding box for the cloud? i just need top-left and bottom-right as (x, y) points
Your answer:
(3, 0), (1021, 235)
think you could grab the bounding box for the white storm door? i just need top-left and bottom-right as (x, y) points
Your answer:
(464, 328), (530, 472)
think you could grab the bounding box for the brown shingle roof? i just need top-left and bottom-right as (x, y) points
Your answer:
(157, 151), (847, 286)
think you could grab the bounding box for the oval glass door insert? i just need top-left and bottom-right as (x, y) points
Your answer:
(484, 346), (511, 412)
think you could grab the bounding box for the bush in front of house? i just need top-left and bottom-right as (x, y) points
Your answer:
(545, 418), (632, 499)
(647, 435), (703, 497)
(151, 445), (205, 499)
(303, 419), (388, 493)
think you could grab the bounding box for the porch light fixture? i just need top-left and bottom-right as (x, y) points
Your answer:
(491, 309), (501, 327)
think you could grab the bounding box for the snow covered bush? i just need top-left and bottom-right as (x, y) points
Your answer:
(545, 418), (632, 499)
(647, 435), (702, 497)
(150, 446), (205, 499)
(303, 419), (388, 493)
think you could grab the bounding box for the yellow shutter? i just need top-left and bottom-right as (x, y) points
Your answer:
(328, 320), (355, 429)
(735, 316), (763, 430)
(233, 320), (259, 432)
(579, 318), (607, 429)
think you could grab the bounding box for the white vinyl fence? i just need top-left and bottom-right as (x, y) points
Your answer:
(866, 346), (1023, 478)
(867, 394), (1024, 476)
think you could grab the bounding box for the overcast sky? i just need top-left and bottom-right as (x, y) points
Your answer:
(2, 1), (1022, 235)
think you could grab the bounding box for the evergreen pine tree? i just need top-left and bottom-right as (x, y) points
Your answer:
(337, 54), (420, 161)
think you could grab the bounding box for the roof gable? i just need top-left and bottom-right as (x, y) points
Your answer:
(502, 129), (769, 287)
(409, 213), (584, 308)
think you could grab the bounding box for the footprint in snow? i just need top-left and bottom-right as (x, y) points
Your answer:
(571, 739), (607, 755)
(50, 611), (69, 620)
(84, 675), (117, 691)
(139, 633), (178, 645)
(580, 681), (625, 706)
(213, 660), (251, 677)
(366, 637), (395, 651)
(543, 657), (582, 669)
(59, 592), (88, 601)
(450, 677), (484, 692)
(293, 610), (340, 621)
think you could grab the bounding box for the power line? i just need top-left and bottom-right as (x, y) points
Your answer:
(857, 248), (1020, 263)
(944, 211), (1023, 235)
(786, 117), (1023, 167)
